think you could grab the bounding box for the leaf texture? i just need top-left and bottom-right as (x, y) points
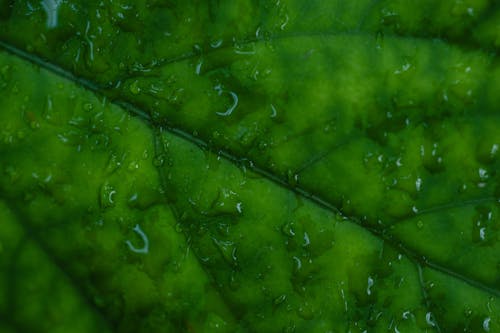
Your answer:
(0, 1), (499, 332)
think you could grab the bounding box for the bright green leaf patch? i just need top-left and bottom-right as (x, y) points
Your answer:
(0, 1), (499, 332)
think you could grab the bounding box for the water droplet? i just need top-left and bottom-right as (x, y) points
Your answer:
(127, 161), (140, 171)
(490, 144), (499, 157)
(83, 102), (94, 111)
(125, 224), (149, 254)
(127, 192), (138, 205)
(129, 80), (141, 95)
(281, 221), (296, 237)
(195, 59), (203, 75)
(415, 178), (422, 191)
(273, 294), (287, 306)
(280, 14), (289, 30)
(210, 188), (242, 215)
(366, 276), (374, 295)
(302, 232), (310, 247)
(425, 312), (436, 327)
(402, 310), (412, 320)
(30, 121), (40, 130)
(479, 227), (486, 240)
(210, 39), (223, 48)
(41, 0), (62, 29)
(83, 21), (95, 63)
(105, 153), (124, 174)
(212, 237), (238, 265)
(287, 170), (299, 186)
(483, 317), (491, 332)
(233, 43), (256, 55)
(99, 182), (116, 208)
(479, 168), (489, 180)
(153, 154), (165, 167)
(215, 89), (238, 117)
(472, 209), (495, 244)
(292, 256), (302, 272)
(192, 43), (202, 53)
(236, 202), (243, 214)
(394, 62), (412, 75)
(442, 91), (449, 102)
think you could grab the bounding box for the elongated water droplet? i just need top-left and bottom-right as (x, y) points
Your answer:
(367, 276), (374, 295)
(483, 317), (490, 332)
(41, 0), (61, 29)
(216, 91), (239, 117)
(126, 224), (149, 254)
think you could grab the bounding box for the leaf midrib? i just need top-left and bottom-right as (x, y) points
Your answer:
(0, 35), (498, 303)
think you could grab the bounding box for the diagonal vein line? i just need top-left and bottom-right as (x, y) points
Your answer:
(417, 265), (442, 333)
(0, 40), (105, 92)
(391, 196), (498, 226)
(152, 128), (246, 328)
(3, 204), (116, 332)
(0, 39), (498, 299)
(424, 259), (500, 298)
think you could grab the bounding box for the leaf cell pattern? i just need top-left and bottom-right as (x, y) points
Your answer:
(0, 1), (499, 332)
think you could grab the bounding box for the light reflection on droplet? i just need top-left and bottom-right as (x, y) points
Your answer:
(490, 144), (499, 156)
(280, 14), (289, 30)
(425, 312), (436, 327)
(270, 104), (278, 118)
(293, 256), (302, 271)
(41, 0), (62, 29)
(216, 91), (239, 117)
(483, 317), (490, 332)
(366, 276), (374, 295)
(84, 21), (95, 62)
(479, 168), (488, 180)
(303, 232), (310, 247)
(126, 224), (149, 254)
(255, 27), (262, 38)
(479, 227), (486, 241)
(402, 310), (411, 320)
(415, 178), (422, 191)
(210, 39), (223, 48)
(234, 44), (256, 55)
(195, 59), (203, 75)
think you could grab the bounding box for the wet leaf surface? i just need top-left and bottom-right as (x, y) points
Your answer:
(0, 1), (499, 332)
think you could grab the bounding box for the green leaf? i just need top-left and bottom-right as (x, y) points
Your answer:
(0, 1), (499, 332)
